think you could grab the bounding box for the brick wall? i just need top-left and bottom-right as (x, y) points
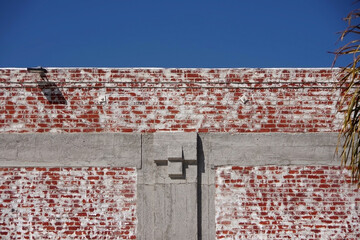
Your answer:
(215, 166), (360, 240)
(1, 68), (356, 239)
(0, 167), (136, 239)
(0, 68), (342, 133)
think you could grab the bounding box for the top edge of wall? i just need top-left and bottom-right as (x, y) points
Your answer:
(0, 67), (340, 70)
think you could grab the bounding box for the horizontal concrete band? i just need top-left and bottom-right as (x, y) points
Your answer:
(0, 132), (341, 167)
(0, 133), (142, 168)
(200, 132), (340, 167)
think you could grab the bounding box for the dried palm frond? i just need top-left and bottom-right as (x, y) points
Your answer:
(334, 7), (360, 185)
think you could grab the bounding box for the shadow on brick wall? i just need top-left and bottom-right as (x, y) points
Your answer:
(37, 82), (67, 104)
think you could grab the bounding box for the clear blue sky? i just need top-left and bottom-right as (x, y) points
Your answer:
(0, 0), (356, 68)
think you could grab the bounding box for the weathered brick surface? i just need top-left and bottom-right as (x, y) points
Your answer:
(0, 167), (137, 239)
(1, 68), (354, 239)
(215, 166), (360, 240)
(0, 68), (342, 133)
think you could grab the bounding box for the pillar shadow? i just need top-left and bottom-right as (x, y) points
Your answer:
(197, 134), (205, 240)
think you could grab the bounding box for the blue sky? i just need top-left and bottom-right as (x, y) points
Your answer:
(0, 0), (356, 68)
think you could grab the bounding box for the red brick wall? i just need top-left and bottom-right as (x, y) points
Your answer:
(215, 166), (360, 240)
(0, 68), (341, 133)
(0, 167), (136, 239)
(0, 68), (353, 239)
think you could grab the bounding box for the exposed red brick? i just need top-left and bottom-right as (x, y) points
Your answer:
(0, 167), (137, 239)
(0, 68), (342, 133)
(216, 166), (360, 239)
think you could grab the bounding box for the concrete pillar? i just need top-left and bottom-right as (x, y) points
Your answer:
(137, 133), (198, 240)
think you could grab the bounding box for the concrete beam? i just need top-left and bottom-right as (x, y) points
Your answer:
(0, 133), (142, 168)
(200, 133), (340, 167)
